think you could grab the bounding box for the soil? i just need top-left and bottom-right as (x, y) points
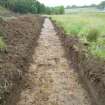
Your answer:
(52, 19), (105, 105)
(0, 15), (104, 105)
(9, 18), (93, 105)
(0, 15), (44, 105)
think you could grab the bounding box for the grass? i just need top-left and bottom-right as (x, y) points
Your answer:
(50, 13), (105, 58)
(0, 31), (6, 49)
(0, 6), (9, 14)
(0, 37), (6, 49)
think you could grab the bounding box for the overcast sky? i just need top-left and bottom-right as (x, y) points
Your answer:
(38, 0), (103, 7)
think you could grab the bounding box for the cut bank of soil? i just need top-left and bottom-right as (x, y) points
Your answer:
(13, 18), (93, 105)
(0, 15), (44, 105)
(52, 19), (105, 105)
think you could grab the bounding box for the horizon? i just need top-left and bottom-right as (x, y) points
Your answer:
(38, 0), (104, 7)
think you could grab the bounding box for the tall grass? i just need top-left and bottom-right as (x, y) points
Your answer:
(51, 13), (105, 58)
(0, 31), (6, 49)
(0, 37), (6, 49)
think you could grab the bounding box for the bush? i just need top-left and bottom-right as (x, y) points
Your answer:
(86, 28), (99, 42)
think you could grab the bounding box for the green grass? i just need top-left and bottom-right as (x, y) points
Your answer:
(51, 13), (105, 58)
(0, 31), (6, 49)
(0, 6), (9, 14)
(0, 37), (6, 49)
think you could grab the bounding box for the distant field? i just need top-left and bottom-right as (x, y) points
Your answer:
(51, 13), (105, 58)
(65, 7), (99, 13)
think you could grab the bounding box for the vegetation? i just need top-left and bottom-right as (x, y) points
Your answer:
(0, 31), (6, 49)
(0, 5), (10, 16)
(65, 1), (105, 14)
(66, 0), (105, 9)
(50, 6), (64, 14)
(0, 37), (6, 49)
(98, 1), (105, 9)
(86, 28), (99, 42)
(0, 0), (64, 14)
(51, 13), (105, 58)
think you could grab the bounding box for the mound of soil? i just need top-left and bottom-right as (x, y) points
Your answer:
(0, 15), (44, 105)
(52, 20), (105, 105)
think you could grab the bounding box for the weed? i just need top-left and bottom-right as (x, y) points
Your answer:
(0, 37), (6, 49)
(86, 28), (99, 42)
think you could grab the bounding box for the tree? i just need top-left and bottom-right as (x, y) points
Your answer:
(50, 6), (64, 14)
(98, 1), (105, 9)
(0, 0), (64, 14)
(66, 5), (71, 9)
(71, 5), (78, 8)
(59, 6), (64, 14)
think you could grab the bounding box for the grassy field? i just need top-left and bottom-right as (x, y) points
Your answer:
(51, 13), (105, 58)
(65, 7), (99, 14)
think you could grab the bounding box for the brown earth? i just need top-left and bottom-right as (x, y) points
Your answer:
(0, 15), (104, 105)
(9, 18), (93, 105)
(52, 20), (105, 105)
(0, 15), (44, 105)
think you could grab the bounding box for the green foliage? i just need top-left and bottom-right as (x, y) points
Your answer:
(51, 13), (105, 58)
(12, 0), (37, 13)
(98, 1), (105, 9)
(86, 28), (99, 42)
(0, 37), (6, 49)
(51, 6), (64, 14)
(0, 31), (6, 49)
(0, 0), (64, 14)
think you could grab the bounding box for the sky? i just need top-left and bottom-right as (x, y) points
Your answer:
(38, 0), (103, 7)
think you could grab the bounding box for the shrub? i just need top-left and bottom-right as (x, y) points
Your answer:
(86, 28), (99, 42)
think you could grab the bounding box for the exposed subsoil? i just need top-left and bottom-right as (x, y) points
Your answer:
(52, 19), (105, 105)
(0, 15), (44, 105)
(11, 18), (93, 105)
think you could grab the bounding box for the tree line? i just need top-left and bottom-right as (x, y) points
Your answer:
(0, 0), (64, 14)
(66, 1), (105, 10)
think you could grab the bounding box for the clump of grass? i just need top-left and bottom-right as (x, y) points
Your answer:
(0, 32), (6, 49)
(86, 28), (99, 42)
(0, 17), (3, 23)
(0, 37), (6, 49)
(70, 24), (82, 36)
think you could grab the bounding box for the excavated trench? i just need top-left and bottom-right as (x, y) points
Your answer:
(11, 18), (94, 105)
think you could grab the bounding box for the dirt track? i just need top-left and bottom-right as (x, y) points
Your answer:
(14, 18), (92, 105)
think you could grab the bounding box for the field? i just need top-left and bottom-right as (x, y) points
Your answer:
(65, 7), (99, 13)
(51, 13), (105, 58)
